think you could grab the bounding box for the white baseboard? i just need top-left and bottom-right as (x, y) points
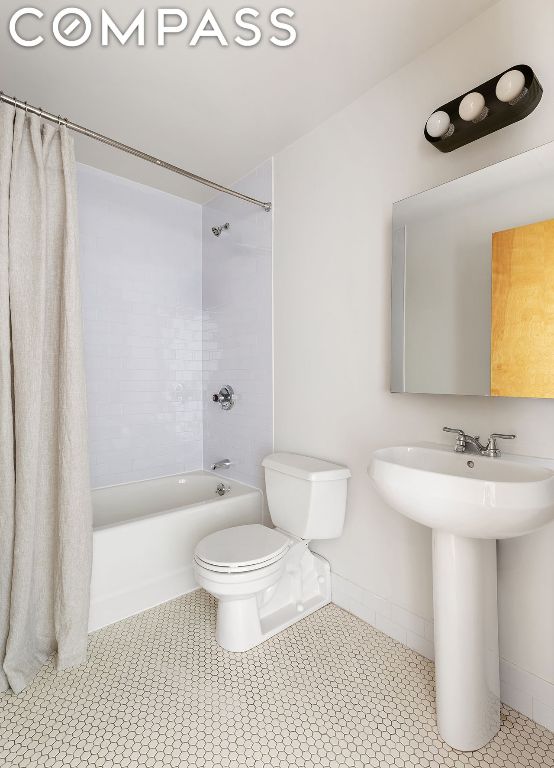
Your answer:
(89, 565), (197, 632)
(331, 572), (554, 734)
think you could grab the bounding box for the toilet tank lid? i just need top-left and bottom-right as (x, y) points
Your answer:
(262, 453), (351, 482)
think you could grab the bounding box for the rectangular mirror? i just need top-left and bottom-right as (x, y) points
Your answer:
(392, 141), (554, 397)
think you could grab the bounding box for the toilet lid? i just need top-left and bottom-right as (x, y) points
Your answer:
(195, 524), (291, 569)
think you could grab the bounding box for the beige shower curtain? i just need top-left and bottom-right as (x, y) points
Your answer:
(0, 103), (92, 693)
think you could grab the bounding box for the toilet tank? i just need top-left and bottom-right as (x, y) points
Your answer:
(262, 453), (351, 540)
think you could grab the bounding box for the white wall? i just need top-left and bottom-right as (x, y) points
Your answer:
(79, 165), (203, 487)
(202, 161), (273, 489)
(274, 0), (554, 729)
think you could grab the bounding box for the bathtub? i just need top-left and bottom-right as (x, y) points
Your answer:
(89, 471), (262, 631)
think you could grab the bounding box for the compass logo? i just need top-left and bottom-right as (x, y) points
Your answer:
(9, 7), (297, 48)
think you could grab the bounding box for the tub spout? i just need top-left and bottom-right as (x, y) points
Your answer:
(211, 459), (232, 471)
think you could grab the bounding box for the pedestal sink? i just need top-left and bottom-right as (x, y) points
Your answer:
(369, 443), (554, 751)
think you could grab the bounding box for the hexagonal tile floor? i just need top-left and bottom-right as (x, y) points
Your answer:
(0, 590), (552, 767)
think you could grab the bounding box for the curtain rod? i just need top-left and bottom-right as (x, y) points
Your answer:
(0, 92), (272, 212)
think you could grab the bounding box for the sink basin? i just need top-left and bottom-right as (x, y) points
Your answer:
(368, 442), (554, 752)
(370, 443), (554, 539)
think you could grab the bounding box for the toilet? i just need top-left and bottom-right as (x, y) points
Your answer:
(194, 452), (351, 652)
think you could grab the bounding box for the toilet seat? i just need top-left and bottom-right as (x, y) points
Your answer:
(194, 524), (291, 574)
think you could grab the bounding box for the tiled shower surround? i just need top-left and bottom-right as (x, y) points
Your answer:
(203, 161), (273, 489)
(78, 162), (272, 489)
(78, 166), (203, 488)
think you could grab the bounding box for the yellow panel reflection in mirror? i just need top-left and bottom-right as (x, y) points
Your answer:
(491, 218), (554, 398)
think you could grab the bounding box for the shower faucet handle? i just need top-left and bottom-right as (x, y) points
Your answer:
(212, 385), (235, 410)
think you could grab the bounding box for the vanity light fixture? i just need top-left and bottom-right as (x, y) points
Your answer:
(424, 65), (542, 153)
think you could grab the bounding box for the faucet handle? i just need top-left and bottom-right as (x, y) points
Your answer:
(211, 385), (235, 411)
(483, 433), (516, 458)
(443, 427), (467, 452)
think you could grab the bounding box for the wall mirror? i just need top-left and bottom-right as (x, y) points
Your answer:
(392, 141), (554, 398)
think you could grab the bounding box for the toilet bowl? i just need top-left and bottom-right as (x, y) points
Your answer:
(194, 524), (291, 651)
(194, 453), (351, 652)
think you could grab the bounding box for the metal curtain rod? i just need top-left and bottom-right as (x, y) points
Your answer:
(0, 92), (272, 212)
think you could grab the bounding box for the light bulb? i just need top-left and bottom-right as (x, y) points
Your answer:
(459, 92), (488, 122)
(426, 110), (452, 139)
(496, 69), (526, 103)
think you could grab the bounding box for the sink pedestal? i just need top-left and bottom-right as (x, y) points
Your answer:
(432, 531), (500, 751)
(370, 444), (554, 751)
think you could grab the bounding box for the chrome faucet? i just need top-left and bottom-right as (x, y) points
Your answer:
(211, 458), (232, 471)
(443, 427), (516, 458)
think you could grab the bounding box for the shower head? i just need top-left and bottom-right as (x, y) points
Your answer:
(212, 222), (230, 237)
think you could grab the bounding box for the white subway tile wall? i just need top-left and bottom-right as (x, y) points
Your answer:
(78, 165), (203, 488)
(202, 161), (273, 489)
(78, 162), (273, 491)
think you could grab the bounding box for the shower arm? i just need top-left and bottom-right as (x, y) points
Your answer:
(0, 92), (272, 213)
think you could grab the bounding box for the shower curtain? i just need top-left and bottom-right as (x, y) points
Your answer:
(0, 103), (92, 693)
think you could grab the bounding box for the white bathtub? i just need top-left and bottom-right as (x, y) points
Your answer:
(89, 471), (262, 631)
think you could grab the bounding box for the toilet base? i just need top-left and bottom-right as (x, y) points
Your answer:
(215, 547), (331, 653)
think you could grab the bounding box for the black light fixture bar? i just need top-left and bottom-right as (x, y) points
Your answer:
(424, 65), (543, 153)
